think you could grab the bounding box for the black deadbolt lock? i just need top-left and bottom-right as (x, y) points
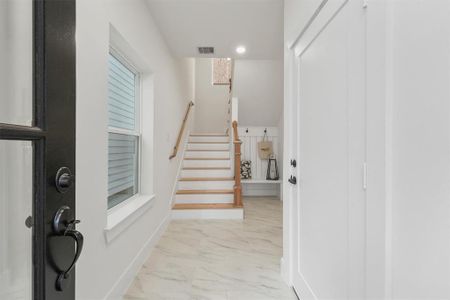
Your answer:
(55, 167), (73, 193)
(290, 159), (297, 168)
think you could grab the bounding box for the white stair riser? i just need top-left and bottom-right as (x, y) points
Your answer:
(175, 193), (234, 204)
(178, 180), (235, 190)
(187, 143), (230, 151)
(189, 136), (229, 143)
(183, 160), (230, 168)
(185, 151), (230, 159)
(172, 208), (243, 220)
(181, 169), (232, 178)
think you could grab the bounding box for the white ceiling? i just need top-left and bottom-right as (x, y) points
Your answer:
(146, 0), (284, 59)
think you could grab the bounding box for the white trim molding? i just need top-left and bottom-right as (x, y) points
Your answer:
(289, 0), (348, 57)
(104, 194), (156, 243)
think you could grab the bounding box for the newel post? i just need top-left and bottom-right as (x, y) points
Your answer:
(232, 121), (242, 207)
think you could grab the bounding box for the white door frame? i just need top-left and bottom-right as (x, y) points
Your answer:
(282, 1), (389, 298)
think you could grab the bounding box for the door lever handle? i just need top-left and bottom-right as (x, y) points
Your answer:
(56, 226), (83, 291)
(53, 206), (84, 291)
(288, 175), (297, 185)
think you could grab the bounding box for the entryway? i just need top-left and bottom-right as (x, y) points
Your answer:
(125, 197), (296, 300)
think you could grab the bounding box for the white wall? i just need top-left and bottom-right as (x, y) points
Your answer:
(232, 59), (283, 198)
(387, 1), (450, 298)
(194, 58), (229, 133)
(76, 0), (194, 299)
(233, 59), (283, 127)
(180, 57), (196, 102)
(283, 0), (450, 299)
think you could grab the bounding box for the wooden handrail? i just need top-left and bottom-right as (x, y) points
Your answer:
(232, 121), (243, 207)
(169, 101), (194, 159)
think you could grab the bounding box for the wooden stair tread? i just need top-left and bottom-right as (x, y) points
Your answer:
(183, 167), (231, 170)
(186, 149), (229, 152)
(173, 203), (242, 210)
(184, 158), (230, 161)
(176, 189), (234, 195)
(190, 134), (229, 137)
(179, 177), (234, 181)
(188, 142), (229, 144)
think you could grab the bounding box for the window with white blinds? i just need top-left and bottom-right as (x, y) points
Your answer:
(107, 51), (140, 209)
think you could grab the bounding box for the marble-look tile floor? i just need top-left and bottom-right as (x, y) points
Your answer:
(124, 197), (297, 300)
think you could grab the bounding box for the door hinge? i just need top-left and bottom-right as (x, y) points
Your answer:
(363, 162), (368, 190)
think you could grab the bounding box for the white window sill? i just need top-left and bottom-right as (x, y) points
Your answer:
(104, 194), (155, 243)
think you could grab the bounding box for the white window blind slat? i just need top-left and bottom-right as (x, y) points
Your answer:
(108, 78), (135, 97)
(109, 171), (135, 183)
(109, 66), (135, 86)
(108, 180), (135, 196)
(108, 68), (135, 86)
(109, 94), (135, 110)
(108, 104), (135, 119)
(108, 159), (134, 168)
(109, 55), (135, 83)
(108, 86), (135, 107)
(108, 151), (136, 161)
(108, 116), (135, 130)
(108, 164), (135, 175)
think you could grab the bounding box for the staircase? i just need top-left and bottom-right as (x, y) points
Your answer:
(172, 133), (244, 219)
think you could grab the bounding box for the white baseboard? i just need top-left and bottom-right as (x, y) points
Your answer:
(242, 185), (280, 197)
(280, 257), (290, 285)
(103, 214), (171, 300)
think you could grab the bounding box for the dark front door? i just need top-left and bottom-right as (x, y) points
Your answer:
(0, 0), (79, 299)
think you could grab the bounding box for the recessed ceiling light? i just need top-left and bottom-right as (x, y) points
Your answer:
(236, 46), (246, 54)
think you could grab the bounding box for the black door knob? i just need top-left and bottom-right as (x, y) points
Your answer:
(290, 159), (297, 168)
(288, 175), (297, 185)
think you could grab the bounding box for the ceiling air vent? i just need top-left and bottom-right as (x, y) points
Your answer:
(198, 47), (214, 54)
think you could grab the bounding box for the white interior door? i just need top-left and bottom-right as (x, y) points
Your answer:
(290, 1), (367, 299)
